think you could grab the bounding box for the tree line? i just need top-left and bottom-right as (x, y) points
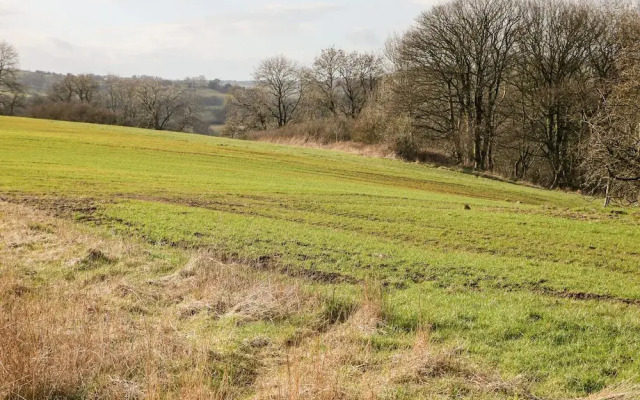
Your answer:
(226, 0), (640, 204)
(224, 50), (385, 136)
(0, 47), (237, 133)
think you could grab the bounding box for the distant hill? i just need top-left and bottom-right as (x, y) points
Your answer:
(220, 80), (255, 88)
(17, 70), (65, 95)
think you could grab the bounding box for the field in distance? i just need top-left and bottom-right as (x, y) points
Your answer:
(1, 116), (639, 399)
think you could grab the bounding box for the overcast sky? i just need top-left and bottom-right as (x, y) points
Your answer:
(0, 0), (441, 80)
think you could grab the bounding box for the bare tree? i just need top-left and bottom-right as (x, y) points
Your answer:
(513, 0), (609, 187)
(304, 48), (384, 120)
(50, 74), (100, 103)
(184, 75), (208, 90)
(104, 75), (140, 126)
(337, 52), (384, 119)
(1, 81), (26, 116)
(0, 41), (21, 115)
(173, 89), (202, 132)
(224, 87), (270, 137)
(50, 74), (77, 102)
(135, 77), (200, 131)
(585, 8), (640, 205)
(305, 47), (346, 117)
(398, 0), (522, 170)
(74, 74), (100, 103)
(0, 41), (18, 91)
(254, 55), (303, 127)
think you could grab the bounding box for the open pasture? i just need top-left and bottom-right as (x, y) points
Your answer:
(1, 116), (639, 399)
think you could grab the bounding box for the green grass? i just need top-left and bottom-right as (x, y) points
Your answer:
(1, 116), (640, 398)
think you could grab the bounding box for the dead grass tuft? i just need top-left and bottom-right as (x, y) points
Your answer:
(577, 384), (640, 400)
(0, 275), (218, 399)
(75, 248), (117, 271)
(153, 252), (318, 324)
(250, 132), (396, 159)
(254, 286), (386, 400)
(0, 202), (217, 398)
(254, 288), (538, 400)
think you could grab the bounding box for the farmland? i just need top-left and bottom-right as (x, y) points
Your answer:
(1, 116), (639, 399)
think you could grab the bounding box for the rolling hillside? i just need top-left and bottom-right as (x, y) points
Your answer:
(1, 116), (639, 399)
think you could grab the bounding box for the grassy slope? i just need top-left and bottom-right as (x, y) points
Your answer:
(1, 116), (640, 397)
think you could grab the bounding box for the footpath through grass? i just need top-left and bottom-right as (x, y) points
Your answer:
(1, 116), (640, 398)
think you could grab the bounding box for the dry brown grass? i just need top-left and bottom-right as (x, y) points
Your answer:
(0, 202), (217, 399)
(0, 201), (317, 400)
(253, 292), (383, 400)
(0, 278), (215, 399)
(248, 131), (396, 160)
(157, 252), (316, 324)
(576, 385), (640, 400)
(253, 284), (542, 400)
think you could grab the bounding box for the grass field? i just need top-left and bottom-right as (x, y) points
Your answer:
(1, 116), (639, 399)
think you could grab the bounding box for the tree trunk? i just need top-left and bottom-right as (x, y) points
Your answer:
(604, 175), (612, 207)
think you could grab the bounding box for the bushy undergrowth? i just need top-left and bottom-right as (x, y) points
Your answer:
(28, 102), (117, 125)
(244, 107), (460, 166)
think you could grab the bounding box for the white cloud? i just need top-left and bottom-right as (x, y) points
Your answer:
(263, 2), (342, 12)
(405, 0), (439, 4)
(0, 0), (439, 79)
(347, 28), (380, 47)
(0, 0), (22, 16)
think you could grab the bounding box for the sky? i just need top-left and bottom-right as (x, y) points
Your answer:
(0, 0), (440, 80)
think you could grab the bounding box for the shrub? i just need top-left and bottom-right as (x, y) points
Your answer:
(27, 102), (117, 125)
(394, 134), (419, 161)
(352, 106), (387, 144)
